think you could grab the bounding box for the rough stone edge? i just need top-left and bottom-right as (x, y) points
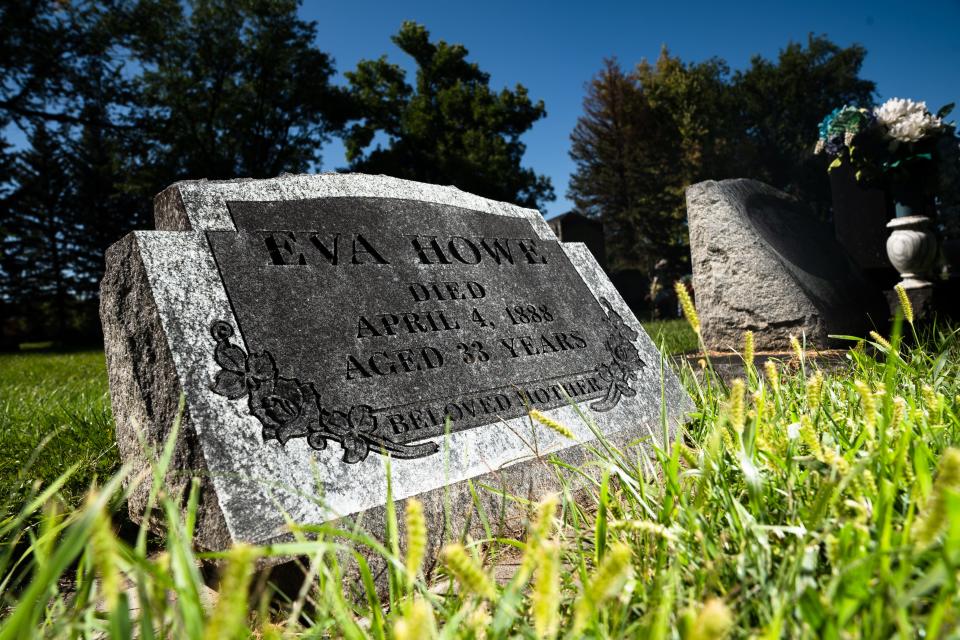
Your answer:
(99, 233), (231, 550)
(152, 173), (554, 240)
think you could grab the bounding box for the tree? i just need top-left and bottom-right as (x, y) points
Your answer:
(1, 125), (81, 341)
(129, 0), (351, 180)
(344, 21), (554, 210)
(569, 51), (741, 276)
(734, 34), (876, 215)
(0, 1), (133, 343)
(0, 0), (351, 345)
(568, 59), (649, 273)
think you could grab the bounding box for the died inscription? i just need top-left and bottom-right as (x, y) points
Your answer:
(207, 198), (646, 463)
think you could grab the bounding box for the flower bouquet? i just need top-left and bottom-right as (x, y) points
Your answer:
(815, 98), (958, 217)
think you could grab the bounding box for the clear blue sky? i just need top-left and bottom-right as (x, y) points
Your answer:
(303, 0), (960, 217)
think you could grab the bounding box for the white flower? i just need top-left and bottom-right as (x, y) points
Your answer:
(787, 422), (801, 440)
(874, 98), (942, 143)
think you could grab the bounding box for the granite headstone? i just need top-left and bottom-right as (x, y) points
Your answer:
(101, 174), (692, 554)
(687, 178), (886, 352)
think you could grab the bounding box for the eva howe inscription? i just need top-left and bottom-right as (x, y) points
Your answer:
(206, 198), (645, 463)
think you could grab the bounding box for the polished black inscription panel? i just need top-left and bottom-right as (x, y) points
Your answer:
(206, 198), (644, 463)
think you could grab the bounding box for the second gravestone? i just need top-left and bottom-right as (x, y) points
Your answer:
(101, 174), (692, 552)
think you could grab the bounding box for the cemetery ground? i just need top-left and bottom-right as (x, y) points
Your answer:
(3, 317), (960, 637)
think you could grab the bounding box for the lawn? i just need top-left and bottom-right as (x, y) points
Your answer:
(643, 318), (699, 355)
(0, 349), (116, 508)
(2, 318), (960, 637)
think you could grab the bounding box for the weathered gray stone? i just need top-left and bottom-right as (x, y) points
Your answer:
(686, 179), (885, 351)
(101, 173), (692, 567)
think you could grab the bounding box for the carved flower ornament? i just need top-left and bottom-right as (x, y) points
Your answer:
(591, 298), (646, 412)
(209, 321), (438, 463)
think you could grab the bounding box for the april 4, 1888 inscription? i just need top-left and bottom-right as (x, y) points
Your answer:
(206, 198), (645, 463)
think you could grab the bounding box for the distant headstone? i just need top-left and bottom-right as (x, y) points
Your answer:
(686, 179), (885, 352)
(101, 174), (691, 553)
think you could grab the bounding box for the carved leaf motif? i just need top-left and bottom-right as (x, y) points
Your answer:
(348, 405), (377, 433)
(341, 437), (370, 464)
(215, 343), (247, 373)
(212, 370), (247, 399)
(209, 319), (441, 463)
(247, 352), (276, 381)
(321, 408), (350, 435)
(265, 378), (304, 424)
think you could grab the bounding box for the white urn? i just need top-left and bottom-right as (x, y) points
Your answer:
(886, 215), (938, 289)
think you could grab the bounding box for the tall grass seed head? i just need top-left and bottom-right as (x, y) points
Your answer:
(573, 542), (633, 633)
(806, 370), (824, 413)
(531, 540), (561, 640)
(743, 330), (755, 367)
(440, 543), (497, 601)
(894, 283), (914, 324)
(531, 492), (559, 543)
(890, 396), (907, 435)
(690, 598), (734, 640)
(727, 378), (746, 434)
(913, 448), (960, 547)
(869, 330), (894, 352)
(853, 380), (878, 436)
(764, 360), (780, 392)
(205, 543), (258, 640)
(464, 602), (491, 639)
(529, 409), (574, 439)
(405, 498), (427, 582)
(790, 335), (804, 362)
(394, 597), (438, 640)
(90, 505), (121, 609)
(674, 281), (700, 334)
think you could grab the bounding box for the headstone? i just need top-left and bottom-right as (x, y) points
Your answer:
(686, 179), (886, 352)
(101, 173), (692, 556)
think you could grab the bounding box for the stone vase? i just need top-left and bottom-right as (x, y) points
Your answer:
(886, 215), (938, 289)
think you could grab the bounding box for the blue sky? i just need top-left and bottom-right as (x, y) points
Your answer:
(303, 0), (960, 217)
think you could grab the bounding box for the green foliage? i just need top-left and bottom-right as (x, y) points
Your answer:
(344, 21), (554, 210)
(570, 52), (739, 277)
(0, 0), (350, 345)
(569, 35), (876, 277)
(129, 0), (350, 180)
(4, 322), (960, 636)
(735, 35), (876, 216)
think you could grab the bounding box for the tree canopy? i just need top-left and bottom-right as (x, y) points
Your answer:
(1, 0), (351, 344)
(344, 21), (554, 210)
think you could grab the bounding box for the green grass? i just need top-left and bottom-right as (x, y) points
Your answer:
(0, 350), (117, 508)
(3, 320), (960, 637)
(643, 319), (699, 355)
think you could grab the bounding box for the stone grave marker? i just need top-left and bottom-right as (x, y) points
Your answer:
(101, 174), (692, 553)
(687, 178), (887, 352)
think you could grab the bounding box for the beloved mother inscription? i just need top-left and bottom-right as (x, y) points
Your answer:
(100, 174), (691, 552)
(206, 199), (645, 463)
